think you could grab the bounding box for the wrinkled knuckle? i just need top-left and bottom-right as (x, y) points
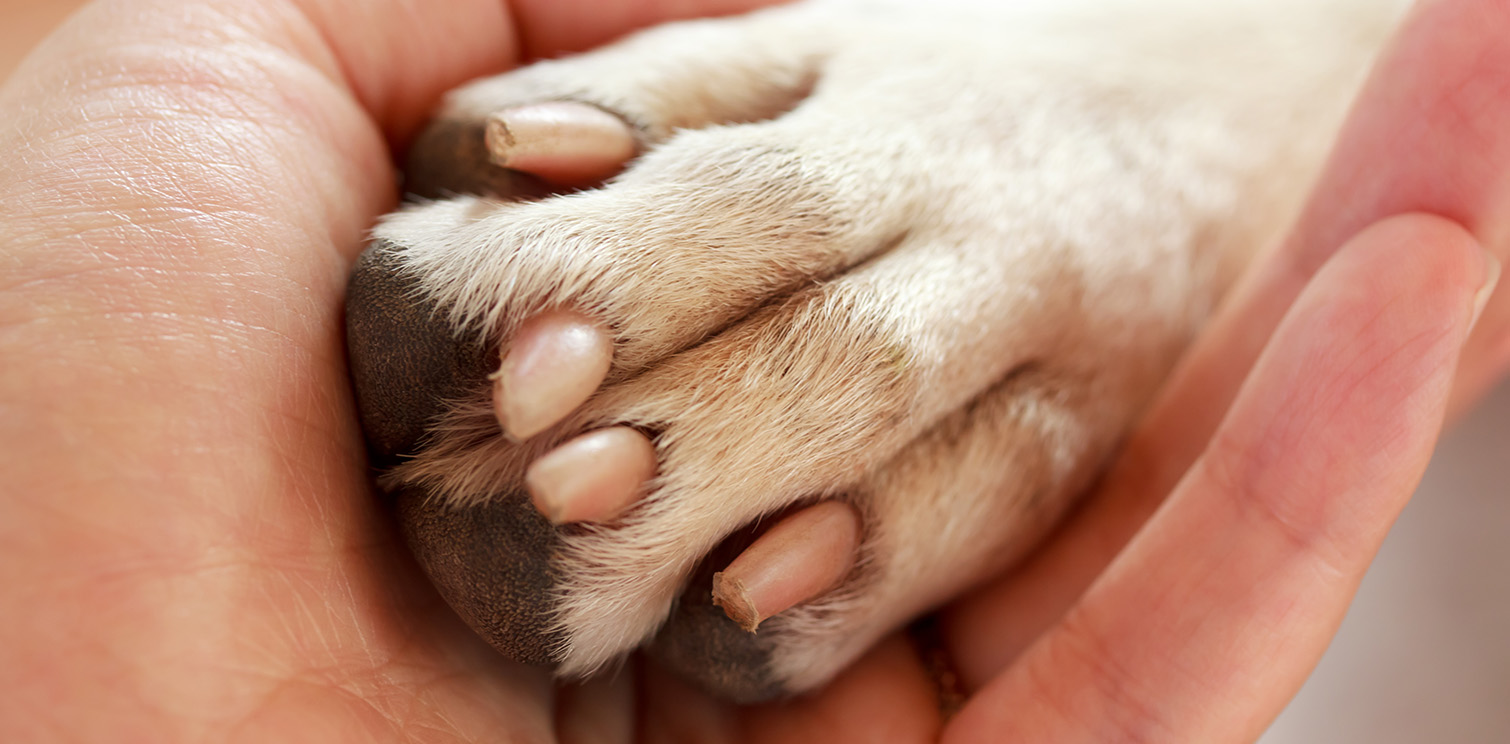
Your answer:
(1043, 610), (1180, 743)
(1200, 430), (1349, 576)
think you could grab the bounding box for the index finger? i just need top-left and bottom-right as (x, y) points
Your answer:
(943, 0), (1510, 684)
(945, 214), (1494, 744)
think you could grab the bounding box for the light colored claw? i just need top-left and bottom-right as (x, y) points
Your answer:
(712, 501), (862, 632)
(492, 310), (613, 441)
(486, 102), (638, 185)
(526, 427), (657, 524)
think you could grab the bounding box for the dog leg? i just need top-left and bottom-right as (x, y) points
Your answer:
(347, 0), (1406, 701)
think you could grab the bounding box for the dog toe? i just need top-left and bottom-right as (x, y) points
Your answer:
(649, 523), (785, 703)
(402, 114), (555, 200)
(350, 0), (1400, 702)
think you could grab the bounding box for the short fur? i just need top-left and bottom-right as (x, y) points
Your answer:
(348, 0), (1410, 700)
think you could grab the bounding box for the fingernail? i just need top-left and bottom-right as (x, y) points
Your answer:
(1469, 252), (1501, 334)
(711, 501), (862, 632)
(486, 102), (637, 185)
(493, 311), (613, 440)
(526, 427), (657, 525)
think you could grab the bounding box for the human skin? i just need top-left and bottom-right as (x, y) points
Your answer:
(0, 1), (1505, 742)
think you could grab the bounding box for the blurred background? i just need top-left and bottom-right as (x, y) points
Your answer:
(4, 2), (1507, 741)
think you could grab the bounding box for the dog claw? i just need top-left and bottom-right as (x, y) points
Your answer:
(526, 427), (657, 524)
(712, 501), (862, 632)
(486, 102), (639, 185)
(492, 310), (613, 440)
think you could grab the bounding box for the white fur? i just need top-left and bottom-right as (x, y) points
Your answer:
(377, 0), (1410, 692)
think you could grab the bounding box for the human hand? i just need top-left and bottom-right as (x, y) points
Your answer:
(0, 0), (828, 740)
(0, 1), (1504, 743)
(941, 0), (1510, 739)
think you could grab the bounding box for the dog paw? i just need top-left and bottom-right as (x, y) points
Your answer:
(346, 0), (1394, 701)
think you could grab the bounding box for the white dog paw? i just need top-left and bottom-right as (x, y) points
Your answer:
(346, 0), (1397, 701)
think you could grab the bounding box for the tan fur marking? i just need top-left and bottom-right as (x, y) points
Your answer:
(367, 0), (1412, 694)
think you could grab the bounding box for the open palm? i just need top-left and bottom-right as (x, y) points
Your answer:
(2, 1), (1507, 742)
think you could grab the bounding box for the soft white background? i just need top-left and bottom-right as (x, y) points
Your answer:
(5, 3), (1507, 740)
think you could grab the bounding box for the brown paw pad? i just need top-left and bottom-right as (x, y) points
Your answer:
(395, 486), (565, 667)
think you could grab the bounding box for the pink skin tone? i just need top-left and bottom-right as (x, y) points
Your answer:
(496, 113), (863, 622)
(3, 0), (1507, 739)
(941, 0), (1510, 704)
(497, 2), (1510, 635)
(946, 218), (1496, 741)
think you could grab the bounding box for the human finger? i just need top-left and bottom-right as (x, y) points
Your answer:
(946, 215), (1495, 743)
(0, 0), (796, 524)
(942, 0), (1510, 684)
(0, 0), (781, 733)
(283, 0), (789, 144)
(509, 0), (795, 61)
